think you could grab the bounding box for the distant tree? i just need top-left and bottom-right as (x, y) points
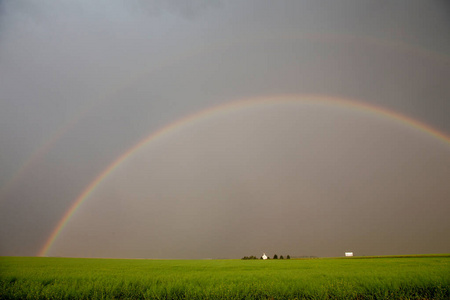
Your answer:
(273, 254), (278, 259)
(287, 255), (291, 259)
(242, 255), (260, 260)
(280, 255), (284, 259)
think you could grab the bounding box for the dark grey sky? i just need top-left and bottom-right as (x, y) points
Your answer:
(0, 0), (449, 259)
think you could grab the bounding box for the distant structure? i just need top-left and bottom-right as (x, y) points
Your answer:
(345, 252), (354, 257)
(262, 253), (268, 260)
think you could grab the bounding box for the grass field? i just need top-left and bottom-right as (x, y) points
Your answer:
(1, 255), (449, 299)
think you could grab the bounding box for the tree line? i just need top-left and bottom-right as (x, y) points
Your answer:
(241, 254), (291, 260)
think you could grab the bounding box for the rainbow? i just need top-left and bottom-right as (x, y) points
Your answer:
(4, 33), (448, 202)
(0, 45), (207, 200)
(39, 94), (450, 257)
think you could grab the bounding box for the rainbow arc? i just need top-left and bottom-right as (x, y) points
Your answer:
(38, 94), (450, 257)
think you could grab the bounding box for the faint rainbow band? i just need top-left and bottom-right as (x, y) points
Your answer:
(3, 32), (449, 201)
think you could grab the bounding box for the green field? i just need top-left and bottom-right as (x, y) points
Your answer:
(1, 255), (449, 299)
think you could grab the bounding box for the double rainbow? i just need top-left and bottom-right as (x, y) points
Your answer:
(4, 32), (449, 200)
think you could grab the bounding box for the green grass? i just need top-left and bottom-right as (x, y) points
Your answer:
(1, 255), (449, 299)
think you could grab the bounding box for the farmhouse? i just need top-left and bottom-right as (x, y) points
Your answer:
(345, 252), (353, 257)
(262, 253), (268, 260)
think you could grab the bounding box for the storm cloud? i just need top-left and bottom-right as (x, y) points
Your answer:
(0, 0), (449, 259)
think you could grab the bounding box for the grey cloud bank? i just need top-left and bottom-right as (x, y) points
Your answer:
(0, 0), (449, 258)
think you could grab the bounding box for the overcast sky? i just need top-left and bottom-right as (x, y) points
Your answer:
(1, 0), (449, 259)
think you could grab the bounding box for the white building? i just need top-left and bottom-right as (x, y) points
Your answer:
(345, 252), (353, 257)
(262, 253), (268, 260)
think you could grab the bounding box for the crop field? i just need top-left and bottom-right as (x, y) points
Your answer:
(1, 255), (449, 299)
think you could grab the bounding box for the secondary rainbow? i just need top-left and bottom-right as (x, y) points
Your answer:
(5, 33), (448, 202)
(38, 94), (450, 257)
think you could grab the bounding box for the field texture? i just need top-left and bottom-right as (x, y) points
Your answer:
(1, 255), (449, 299)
